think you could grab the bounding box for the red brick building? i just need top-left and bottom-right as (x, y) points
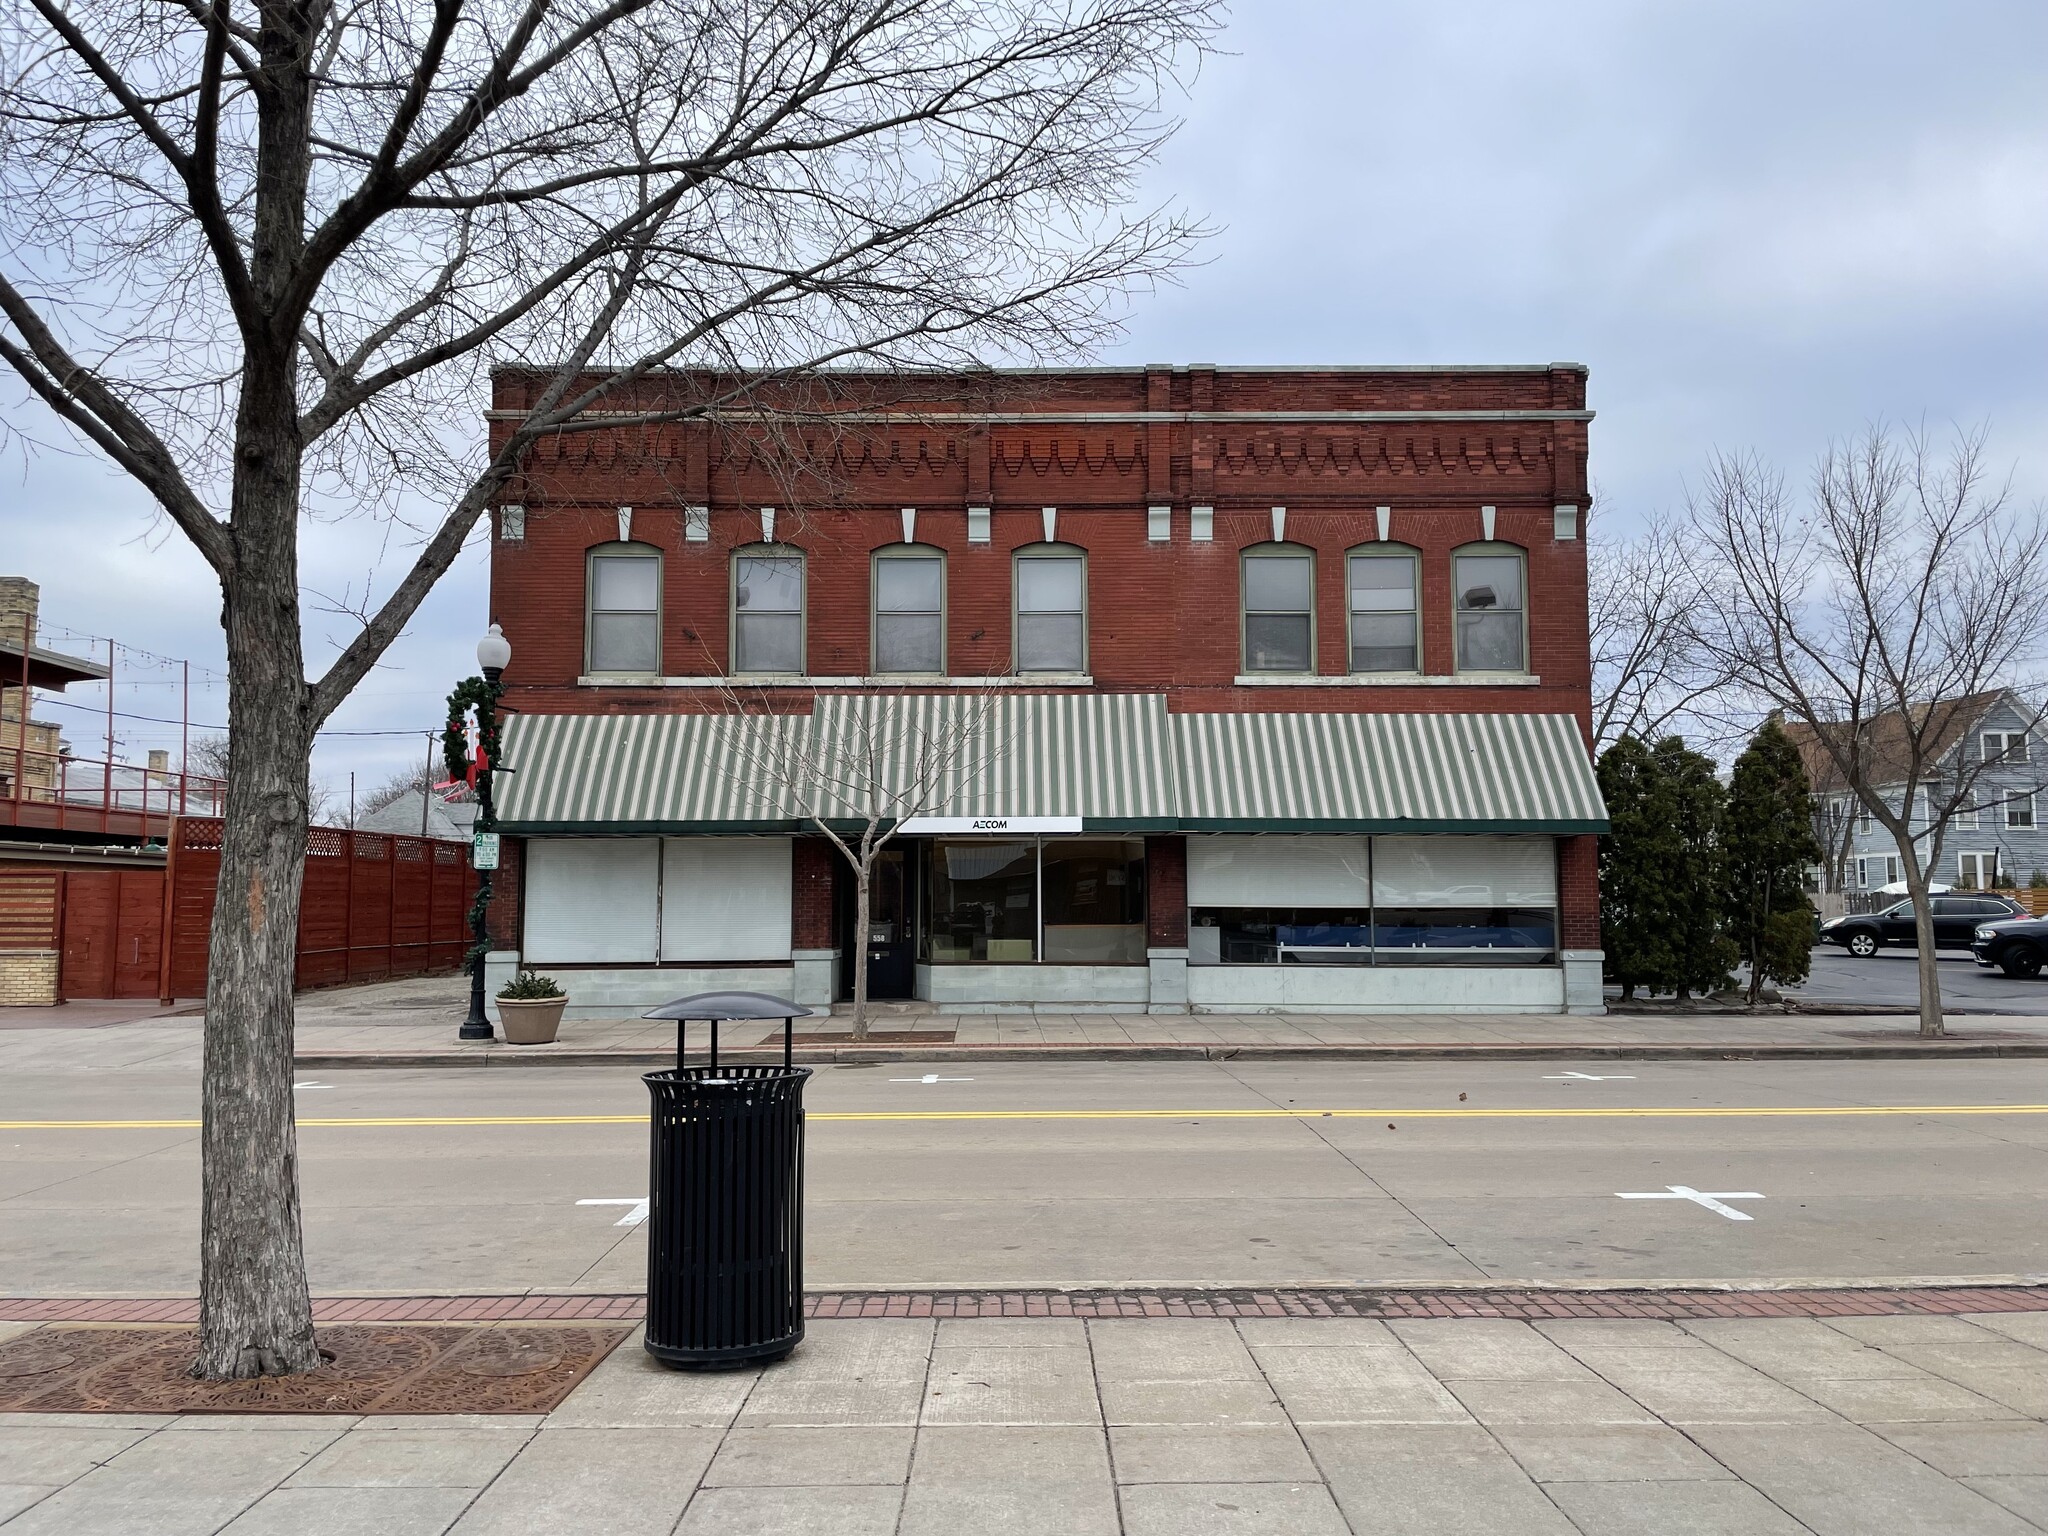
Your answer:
(483, 365), (1608, 1016)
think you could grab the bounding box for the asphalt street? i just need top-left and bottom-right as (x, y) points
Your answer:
(5, 1054), (2048, 1297)
(1789, 945), (2048, 1013)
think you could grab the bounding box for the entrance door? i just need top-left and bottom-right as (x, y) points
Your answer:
(856, 848), (916, 1000)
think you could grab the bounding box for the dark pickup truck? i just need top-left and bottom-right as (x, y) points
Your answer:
(1970, 913), (2048, 978)
(1819, 894), (2028, 957)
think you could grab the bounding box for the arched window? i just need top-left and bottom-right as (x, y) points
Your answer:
(1013, 543), (1087, 674)
(730, 544), (806, 674)
(873, 544), (946, 674)
(1240, 543), (1315, 674)
(1347, 543), (1421, 673)
(585, 542), (662, 674)
(1452, 542), (1528, 674)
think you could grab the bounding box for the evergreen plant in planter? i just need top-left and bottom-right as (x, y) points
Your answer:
(496, 972), (567, 1044)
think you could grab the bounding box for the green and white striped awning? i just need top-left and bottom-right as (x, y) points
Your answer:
(1173, 710), (1607, 832)
(494, 696), (1605, 834)
(495, 693), (1179, 832)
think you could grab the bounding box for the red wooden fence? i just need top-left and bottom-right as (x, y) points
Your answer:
(164, 817), (474, 1000)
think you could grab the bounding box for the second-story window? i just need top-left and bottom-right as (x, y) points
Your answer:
(732, 546), (805, 674)
(874, 546), (945, 674)
(1015, 545), (1086, 674)
(1242, 545), (1314, 674)
(1984, 731), (2030, 764)
(1348, 547), (1420, 673)
(1453, 544), (1527, 674)
(586, 543), (661, 674)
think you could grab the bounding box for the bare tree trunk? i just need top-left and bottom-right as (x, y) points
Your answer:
(850, 858), (872, 1042)
(194, 369), (320, 1377)
(1897, 839), (1944, 1038)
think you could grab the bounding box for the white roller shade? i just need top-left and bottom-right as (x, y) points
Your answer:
(661, 837), (792, 961)
(1372, 836), (1556, 907)
(1187, 835), (1371, 907)
(524, 838), (658, 962)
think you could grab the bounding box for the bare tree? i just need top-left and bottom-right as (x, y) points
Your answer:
(1687, 425), (2048, 1036)
(713, 684), (1010, 1038)
(0, 0), (1214, 1377)
(189, 732), (348, 825)
(1589, 510), (1741, 752)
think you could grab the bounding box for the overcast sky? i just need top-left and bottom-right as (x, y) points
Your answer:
(7, 0), (2046, 795)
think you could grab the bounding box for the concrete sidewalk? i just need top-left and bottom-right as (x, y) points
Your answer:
(6, 1308), (2047, 1534)
(10, 974), (2048, 1069)
(287, 976), (2048, 1065)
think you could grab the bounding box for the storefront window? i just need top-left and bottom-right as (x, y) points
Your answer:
(923, 836), (1147, 964)
(1187, 834), (1558, 967)
(1189, 909), (1372, 966)
(1369, 907), (1555, 963)
(1042, 839), (1145, 962)
(926, 840), (1037, 962)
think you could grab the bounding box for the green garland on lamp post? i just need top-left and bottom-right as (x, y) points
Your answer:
(451, 624), (512, 1040)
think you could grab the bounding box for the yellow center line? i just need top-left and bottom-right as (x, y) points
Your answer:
(4, 1104), (2048, 1130)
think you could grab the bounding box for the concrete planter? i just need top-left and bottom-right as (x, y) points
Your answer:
(497, 996), (567, 1044)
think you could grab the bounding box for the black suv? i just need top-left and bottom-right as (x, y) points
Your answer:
(1971, 912), (2048, 978)
(1819, 894), (2028, 957)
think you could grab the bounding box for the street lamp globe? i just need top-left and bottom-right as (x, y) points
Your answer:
(476, 623), (512, 679)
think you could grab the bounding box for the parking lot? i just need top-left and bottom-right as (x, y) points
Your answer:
(1791, 945), (2048, 1015)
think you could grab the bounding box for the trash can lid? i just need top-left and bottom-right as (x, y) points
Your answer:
(642, 990), (816, 1022)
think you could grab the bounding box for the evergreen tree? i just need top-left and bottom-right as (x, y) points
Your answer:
(1723, 721), (1823, 1003)
(1596, 736), (1682, 998)
(1654, 735), (1740, 997)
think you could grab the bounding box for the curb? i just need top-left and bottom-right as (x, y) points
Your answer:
(293, 1039), (2048, 1068)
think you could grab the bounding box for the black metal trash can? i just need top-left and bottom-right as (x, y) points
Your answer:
(639, 992), (814, 1369)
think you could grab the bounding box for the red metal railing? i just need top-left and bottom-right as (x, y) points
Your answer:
(0, 746), (226, 841)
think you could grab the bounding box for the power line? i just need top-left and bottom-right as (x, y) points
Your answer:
(27, 695), (441, 739)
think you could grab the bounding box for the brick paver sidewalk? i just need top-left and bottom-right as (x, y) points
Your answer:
(6, 1301), (2047, 1533)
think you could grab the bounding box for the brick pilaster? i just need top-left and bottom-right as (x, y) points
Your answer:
(793, 835), (837, 948)
(1145, 834), (1187, 946)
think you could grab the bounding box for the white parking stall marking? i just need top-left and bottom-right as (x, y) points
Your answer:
(577, 1197), (650, 1227)
(1616, 1185), (1764, 1221)
(292, 1081), (331, 1090)
(1545, 1071), (1635, 1081)
(889, 1075), (974, 1084)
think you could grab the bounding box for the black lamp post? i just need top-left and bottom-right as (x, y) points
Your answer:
(459, 623), (512, 1041)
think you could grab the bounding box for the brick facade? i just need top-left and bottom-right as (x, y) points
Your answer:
(484, 365), (1591, 731)
(793, 836), (836, 949)
(0, 950), (59, 1006)
(484, 365), (1603, 1009)
(1557, 834), (1600, 950)
(484, 835), (523, 952)
(1145, 835), (1188, 947)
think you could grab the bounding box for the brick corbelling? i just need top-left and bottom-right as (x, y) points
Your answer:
(490, 364), (1587, 416)
(1145, 835), (1187, 946)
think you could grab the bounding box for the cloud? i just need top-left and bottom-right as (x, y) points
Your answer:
(4, 0), (2044, 787)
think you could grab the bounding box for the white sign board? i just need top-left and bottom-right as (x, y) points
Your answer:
(897, 816), (1083, 835)
(471, 831), (501, 870)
